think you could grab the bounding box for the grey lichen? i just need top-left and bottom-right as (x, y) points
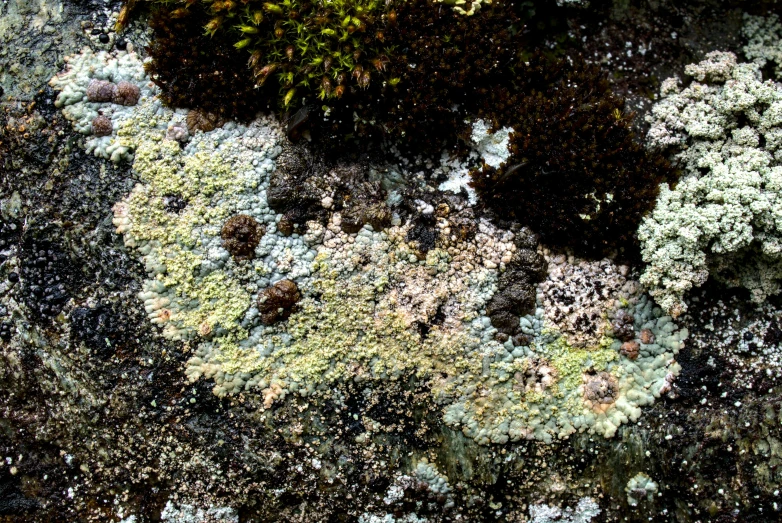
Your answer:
(641, 50), (782, 316)
(625, 472), (659, 506)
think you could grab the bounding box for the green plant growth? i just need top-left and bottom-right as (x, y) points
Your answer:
(153, 0), (397, 107)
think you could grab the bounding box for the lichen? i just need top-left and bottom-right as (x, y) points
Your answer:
(51, 47), (685, 446)
(743, 13), (782, 80)
(48, 47), (151, 162)
(625, 472), (659, 506)
(641, 50), (782, 316)
(529, 497), (601, 523)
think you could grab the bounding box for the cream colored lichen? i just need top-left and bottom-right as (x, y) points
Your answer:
(51, 47), (686, 445)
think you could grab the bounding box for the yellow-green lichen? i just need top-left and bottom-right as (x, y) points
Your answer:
(119, 107), (256, 339)
(251, 251), (482, 389)
(541, 335), (618, 412)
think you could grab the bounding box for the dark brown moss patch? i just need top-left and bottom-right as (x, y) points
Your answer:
(471, 54), (675, 259)
(258, 279), (301, 325)
(348, 0), (524, 153)
(486, 229), (547, 336)
(268, 144), (390, 235)
(144, 6), (273, 121)
(221, 214), (265, 261)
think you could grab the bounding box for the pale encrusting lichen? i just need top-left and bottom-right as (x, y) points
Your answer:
(442, 250), (686, 444)
(49, 47), (686, 446)
(641, 49), (782, 317)
(48, 47), (151, 162)
(743, 13), (782, 80)
(625, 472), (659, 506)
(435, 0), (492, 17)
(528, 496), (601, 523)
(160, 501), (239, 523)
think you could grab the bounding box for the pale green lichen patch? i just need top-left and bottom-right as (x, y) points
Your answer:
(114, 101), (261, 340)
(51, 47), (686, 445)
(642, 50), (782, 316)
(191, 219), (499, 402)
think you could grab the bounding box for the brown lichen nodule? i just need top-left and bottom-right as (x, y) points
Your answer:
(221, 214), (265, 261)
(583, 371), (619, 413)
(612, 310), (636, 342)
(258, 279), (301, 325)
(639, 329), (655, 345)
(91, 115), (113, 136)
(186, 109), (223, 133)
(86, 79), (116, 102)
(620, 340), (640, 360)
(112, 80), (140, 106)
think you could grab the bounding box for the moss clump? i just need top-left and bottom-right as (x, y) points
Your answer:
(350, 0), (524, 151)
(141, 0), (527, 152)
(147, 0), (395, 109)
(470, 54), (676, 258)
(145, 6), (274, 121)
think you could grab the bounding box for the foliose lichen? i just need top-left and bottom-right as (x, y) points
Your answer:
(743, 13), (782, 80)
(528, 496), (601, 523)
(625, 472), (658, 506)
(48, 47), (150, 162)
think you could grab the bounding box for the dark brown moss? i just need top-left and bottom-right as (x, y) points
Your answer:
(340, 0), (525, 153)
(221, 214), (265, 261)
(471, 54), (675, 259)
(258, 279), (301, 325)
(145, 6), (274, 121)
(486, 234), (547, 336)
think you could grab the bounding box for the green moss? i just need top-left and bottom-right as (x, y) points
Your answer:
(150, 0), (395, 108)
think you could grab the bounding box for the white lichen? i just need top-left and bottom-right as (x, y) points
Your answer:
(743, 13), (782, 80)
(641, 50), (782, 316)
(470, 119), (514, 169)
(48, 47), (151, 162)
(160, 501), (238, 523)
(625, 472), (659, 506)
(529, 496), (601, 523)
